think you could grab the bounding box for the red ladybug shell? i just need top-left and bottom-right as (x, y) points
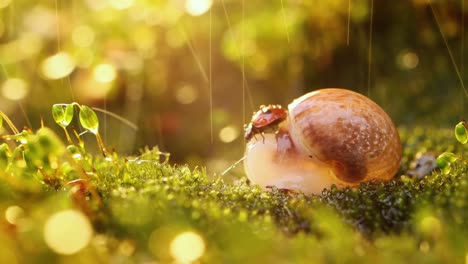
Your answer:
(245, 105), (287, 141)
(251, 105), (287, 128)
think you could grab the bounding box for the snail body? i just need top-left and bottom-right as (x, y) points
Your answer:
(244, 88), (402, 194)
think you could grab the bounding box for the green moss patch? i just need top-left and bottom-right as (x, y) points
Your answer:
(0, 126), (467, 263)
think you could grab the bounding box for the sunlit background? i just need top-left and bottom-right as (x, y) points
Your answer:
(1, 0), (467, 175)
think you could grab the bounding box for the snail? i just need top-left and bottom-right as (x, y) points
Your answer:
(243, 88), (402, 194)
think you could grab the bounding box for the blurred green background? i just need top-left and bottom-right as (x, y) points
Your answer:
(0, 0), (466, 173)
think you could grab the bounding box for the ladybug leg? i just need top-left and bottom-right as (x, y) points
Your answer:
(261, 132), (265, 143)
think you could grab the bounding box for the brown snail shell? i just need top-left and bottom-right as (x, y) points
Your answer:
(244, 88), (402, 194)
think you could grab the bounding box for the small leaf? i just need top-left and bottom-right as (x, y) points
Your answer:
(436, 156), (450, 174)
(436, 152), (458, 175)
(443, 152), (458, 163)
(52, 104), (65, 124)
(454, 121), (468, 144)
(435, 155), (449, 169)
(52, 104), (74, 127)
(63, 104), (74, 127)
(79, 105), (99, 134)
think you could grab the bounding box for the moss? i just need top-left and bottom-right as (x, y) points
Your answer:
(0, 127), (467, 263)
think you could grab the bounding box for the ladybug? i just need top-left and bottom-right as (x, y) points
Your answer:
(244, 105), (288, 141)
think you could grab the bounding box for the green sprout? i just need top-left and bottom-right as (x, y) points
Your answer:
(454, 121), (468, 144)
(52, 104), (74, 127)
(436, 121), (468, 174)
(0, 104), (138, 212)
(52, 103), (107, 156)
(78, 105), (108, 156)
(52, 104), (75, 144)
(78, 105), (99, 134)
(436, 152), (458, 174)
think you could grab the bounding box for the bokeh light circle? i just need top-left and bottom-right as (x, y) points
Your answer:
(5, 205), (25, 224)
(93, 63), (117, 83)
(169, 231), (205, 263)
(219, 125), (239, 143)
(1, 78), (29, 101)
(40, 52), (76, 80)
(184, 0), (213, 16)
(43, 210), (93, 255)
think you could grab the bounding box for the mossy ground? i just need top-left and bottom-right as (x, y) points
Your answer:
(0, 127), (467, 263)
